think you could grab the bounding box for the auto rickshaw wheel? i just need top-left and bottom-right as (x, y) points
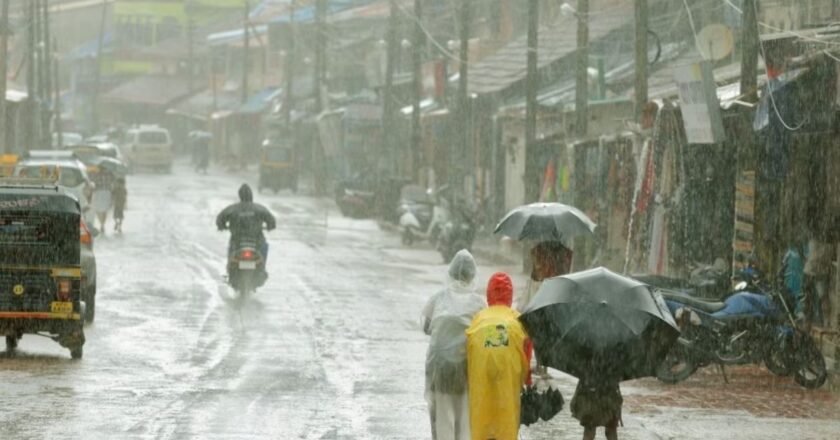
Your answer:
(85, 291), (96, 324)
(5, 335), (18, 351)
(70, 346), (83, 360)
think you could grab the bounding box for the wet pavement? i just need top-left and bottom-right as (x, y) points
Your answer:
(0, 163), (838, 439)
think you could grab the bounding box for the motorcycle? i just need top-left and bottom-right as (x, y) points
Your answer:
(335, 174), (376, 219)
(654, 273), (827, 389)
(226, 236), (267, 298)
(398, 185), (450, 246)
(436, 196), (477, 263)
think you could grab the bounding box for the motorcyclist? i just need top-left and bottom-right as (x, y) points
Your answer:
(216, 184), (276, 284)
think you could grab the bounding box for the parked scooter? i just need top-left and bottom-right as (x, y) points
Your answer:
(398, 185), (450, 246)
(335, 172), (377, 219)
(436, 195), (477, 263)
(654, 270), (827, 389)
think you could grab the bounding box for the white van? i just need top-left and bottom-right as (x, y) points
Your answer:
(124, 125), (174, 173)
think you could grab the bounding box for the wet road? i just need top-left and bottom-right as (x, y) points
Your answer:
(1, 165), (839, 439)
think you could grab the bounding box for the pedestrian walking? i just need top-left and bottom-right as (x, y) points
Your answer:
(466, 272), (530, 440)
(519, 269), (679, 440)
(112, 177), (127, 233)
(91, 169), (115, 234)
(422, 250), (486, 440)
(516, 241), (574, 311)
(517, 241), (573, 378)
(571, 376), (623, 440)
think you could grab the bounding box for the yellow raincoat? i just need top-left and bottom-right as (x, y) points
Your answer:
(466, 306), (529, 440)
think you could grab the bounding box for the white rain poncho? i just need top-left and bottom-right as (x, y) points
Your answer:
(422, 250), (487, 394)
(422, 250), (486, 440)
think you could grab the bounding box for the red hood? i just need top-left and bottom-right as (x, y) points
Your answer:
(486, 272), (513, 307)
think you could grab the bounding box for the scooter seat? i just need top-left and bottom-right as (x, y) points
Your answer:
(659, 289), (726, 313)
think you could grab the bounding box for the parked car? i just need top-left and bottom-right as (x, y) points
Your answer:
(122, 125), (173, 173)
(52, 131), (84, 147)
(13, 159), (98, 320)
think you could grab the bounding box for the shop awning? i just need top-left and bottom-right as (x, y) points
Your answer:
(238, 88), (283, 114)
(166, 89), (242, 121)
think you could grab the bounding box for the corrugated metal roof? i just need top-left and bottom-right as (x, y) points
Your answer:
(467, 0), (634, 96)
(103, 76), (194, 107)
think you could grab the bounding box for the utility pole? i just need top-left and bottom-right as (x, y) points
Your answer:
(91, 0), (108, 133)
(53, 38), (63, 149)
(242, 1), (250, 104)
(314, 0), (326, 114)
(524, 0), (539, 202)
(42, 0), (53, 143)
(284, 0), (296, 124)
(25, 0), (36, 150)
(313, 0), (327, 195)
(187, 17), (195, 94)
(740, 0), (759, 102)
(575, 0), (589, 137)
(454, 0), (471, 191)
(410, 0), (423, 181)
(0, 0), (9, 153)
(634, 0), (648, 121)
(382, 0), (398, 183)
(34, 0), (43, 107)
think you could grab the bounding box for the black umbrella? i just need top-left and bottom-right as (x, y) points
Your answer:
(519, 267), (679, 381)
(494, 203), (596, 244)
(91, 156), (128, 176)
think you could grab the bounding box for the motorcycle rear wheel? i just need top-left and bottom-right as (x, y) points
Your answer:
(656, 345), (698, 384)
(793, 335), (827, 389)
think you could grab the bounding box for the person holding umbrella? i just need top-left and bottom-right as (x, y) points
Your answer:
(421, 250), (486, 440)
(571, 366), (623, 440)
(493, 203), (596, 311)
(112, 177), (127, 233)
(519, 267), (680, 440)
(495, 203), (596, 378)
(466, 272), (531, 440)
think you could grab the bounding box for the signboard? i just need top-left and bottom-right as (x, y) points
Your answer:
(674, 61), (725, 144)
(732, 170), (755, 273)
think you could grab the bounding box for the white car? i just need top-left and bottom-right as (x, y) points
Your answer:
(14, 158), (96, 226)
(123, 125), (174, 172)
(52, 132), (84, 147)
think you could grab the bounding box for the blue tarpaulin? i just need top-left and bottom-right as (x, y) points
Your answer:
(270, 0), (375, 23)
(238, 88), (282, 114)
(64, 32), (114, 60)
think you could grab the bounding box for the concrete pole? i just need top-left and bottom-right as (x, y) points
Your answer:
(0, 0), (9, 153)
(634, 0), (648, 121)
(410, 0), (423, 181)
(524, 0), (539, 203)
(575, 0), (589, 137)
(740, 0), (759, 102)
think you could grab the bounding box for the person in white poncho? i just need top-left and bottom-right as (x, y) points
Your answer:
(421, 250), (486, 440)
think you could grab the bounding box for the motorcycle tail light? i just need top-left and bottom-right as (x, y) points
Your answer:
(240, 249), (255, 260)
(57, 279), (72, 301)
(80, 221), (92, 245)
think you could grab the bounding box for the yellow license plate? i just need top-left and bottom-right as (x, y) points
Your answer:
(50, 302), (73, 314)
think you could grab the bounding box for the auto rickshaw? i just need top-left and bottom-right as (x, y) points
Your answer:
(0, 180), (86, 358)
(258, 140), (298, 193)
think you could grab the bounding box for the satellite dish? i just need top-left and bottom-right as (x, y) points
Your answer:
(697, 24), (735, 61)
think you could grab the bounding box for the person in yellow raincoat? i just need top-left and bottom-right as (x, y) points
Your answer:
(466, 272), (531, 440)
